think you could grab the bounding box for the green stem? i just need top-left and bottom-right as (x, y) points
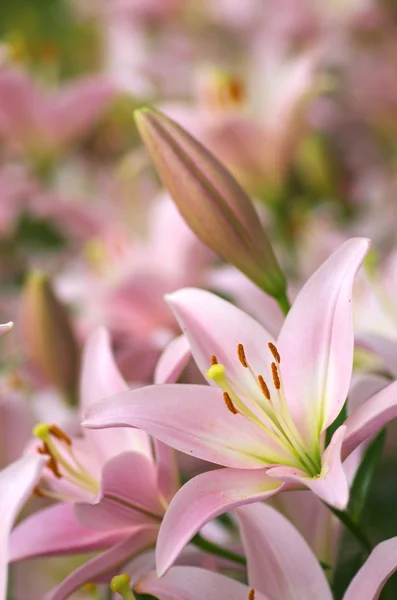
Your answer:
(192, 533), (246, 566)
(326, 505), (373, 553)
(275, 290), (291, 315)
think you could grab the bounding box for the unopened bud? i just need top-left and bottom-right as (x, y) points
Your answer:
(134, 107), (287, 301)
(20, 271), (80, 399)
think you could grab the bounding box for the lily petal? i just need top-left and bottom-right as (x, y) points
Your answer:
(136, 566), (269, 600)
(80, 327), (152, 461)
(266, 426), (349, 509)
(83, 384), (294, 468)
(343, 537), (397, 600)
(156, 467), (284, 575)
(236, 503), (332, 600)
(45, 526), (158, 600)
(277, 238), (370, 448)
(154, 440), (180, 505)
(154, 334), (191, 384)
(359, 334), (397, 378)
(1, 454), (45, 599)
(74, 452), (164, 531)
(9, 503), (127, 562)
(165, 287), (276, 384)
(343, 380), (397, 459)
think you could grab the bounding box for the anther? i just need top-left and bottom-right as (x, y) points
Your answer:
(49, 424), (72, 446)
(257, 375), (271, 400)
(211, 354), (218, 365)
(268, 342), (280, 363)
(271, 362), (281, 390)
(47, 456), (62, 478)
(237, 343), (248, 367)
(248, 590), (255, 600)
(33, 486), (45, 497)
(223, 392), (238, 415)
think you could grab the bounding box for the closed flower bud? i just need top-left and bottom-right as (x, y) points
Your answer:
(134, 107), (287, 303)
(21, 271), (80, 400)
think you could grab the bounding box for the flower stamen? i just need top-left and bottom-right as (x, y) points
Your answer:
(271, 362), (281, 390)
(223, 392), (239, 415)
(237, 343), (248, 367)
(211, 354), (219, 365)
(268, 342), (281, 363)
(248, 590), (255, 600)
(257, 375), (271, 401)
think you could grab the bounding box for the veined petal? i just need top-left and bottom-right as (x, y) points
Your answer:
(83, 384), (295, 468)
(277, 238), (370, 448)
(165, 288), (276, 385)
(343, 537), (397, 600)
(156, 467), (283, 575)
(154, 334), (191, 384)
(154, 440), (180, 505)
(236, 503), (332, 600)
(267, 426), (349, 509)
(343, 380), (397, 459)
(136, 566), (269, 600)
(80, 327), (152, 461)
(1, 455), (45, 598)
(9, 503), (127, 562)
(74, 452), (164, 531)
(44, 526), (158, 600)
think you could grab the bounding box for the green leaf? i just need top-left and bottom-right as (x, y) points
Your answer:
(348, 428), (387, 523)
(15, 212), (66, 251)
(326, 399), (347, 446)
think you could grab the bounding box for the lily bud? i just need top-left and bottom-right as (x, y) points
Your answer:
(134, 107), (287, 301)
(21, 271), (79, 400)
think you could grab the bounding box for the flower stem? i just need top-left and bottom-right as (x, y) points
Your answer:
(192, 533), (246, 566)
(326, 505), (373, 553)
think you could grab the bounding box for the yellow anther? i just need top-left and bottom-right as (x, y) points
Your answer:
(206, 363), (226, 382)
(33, 423), (51, 441)
(110, 574), (136, 599)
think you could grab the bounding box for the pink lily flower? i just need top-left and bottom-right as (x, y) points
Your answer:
(9, 328), (180, 600)
(136, 502), (397, 600)
(85, 238), (397, 573)
(1, 454), (45, 600)
(0, 68), (115, 157)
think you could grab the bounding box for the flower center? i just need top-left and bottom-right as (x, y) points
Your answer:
(207, 342), (321, 476)
(33, 423), (100, 500)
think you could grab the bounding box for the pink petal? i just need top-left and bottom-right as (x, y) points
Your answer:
(0, 455), (45, 598)
(359, 334), (397, 378)
(9, 503), (126, 562)
(83, 384), (293, 468)
(343, 380), (397, 459)
(154, 334), (191, 384)
(156, 467), (284, 575)
(165, 287), (276, 383)
(136, 566), (269, 600)
(343, 537), (397, 600)
(277, 238), (370, 449)
(236, 503), (332, 600)
(348, 374), (389, 414)
(44, 526), (158, 600)
(267, 426), (349, 509)
(209, 266), (284, 338)
(154, 440), (180, 504)
(80, 327), (152, 461)
(74, 452), (164, 531)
